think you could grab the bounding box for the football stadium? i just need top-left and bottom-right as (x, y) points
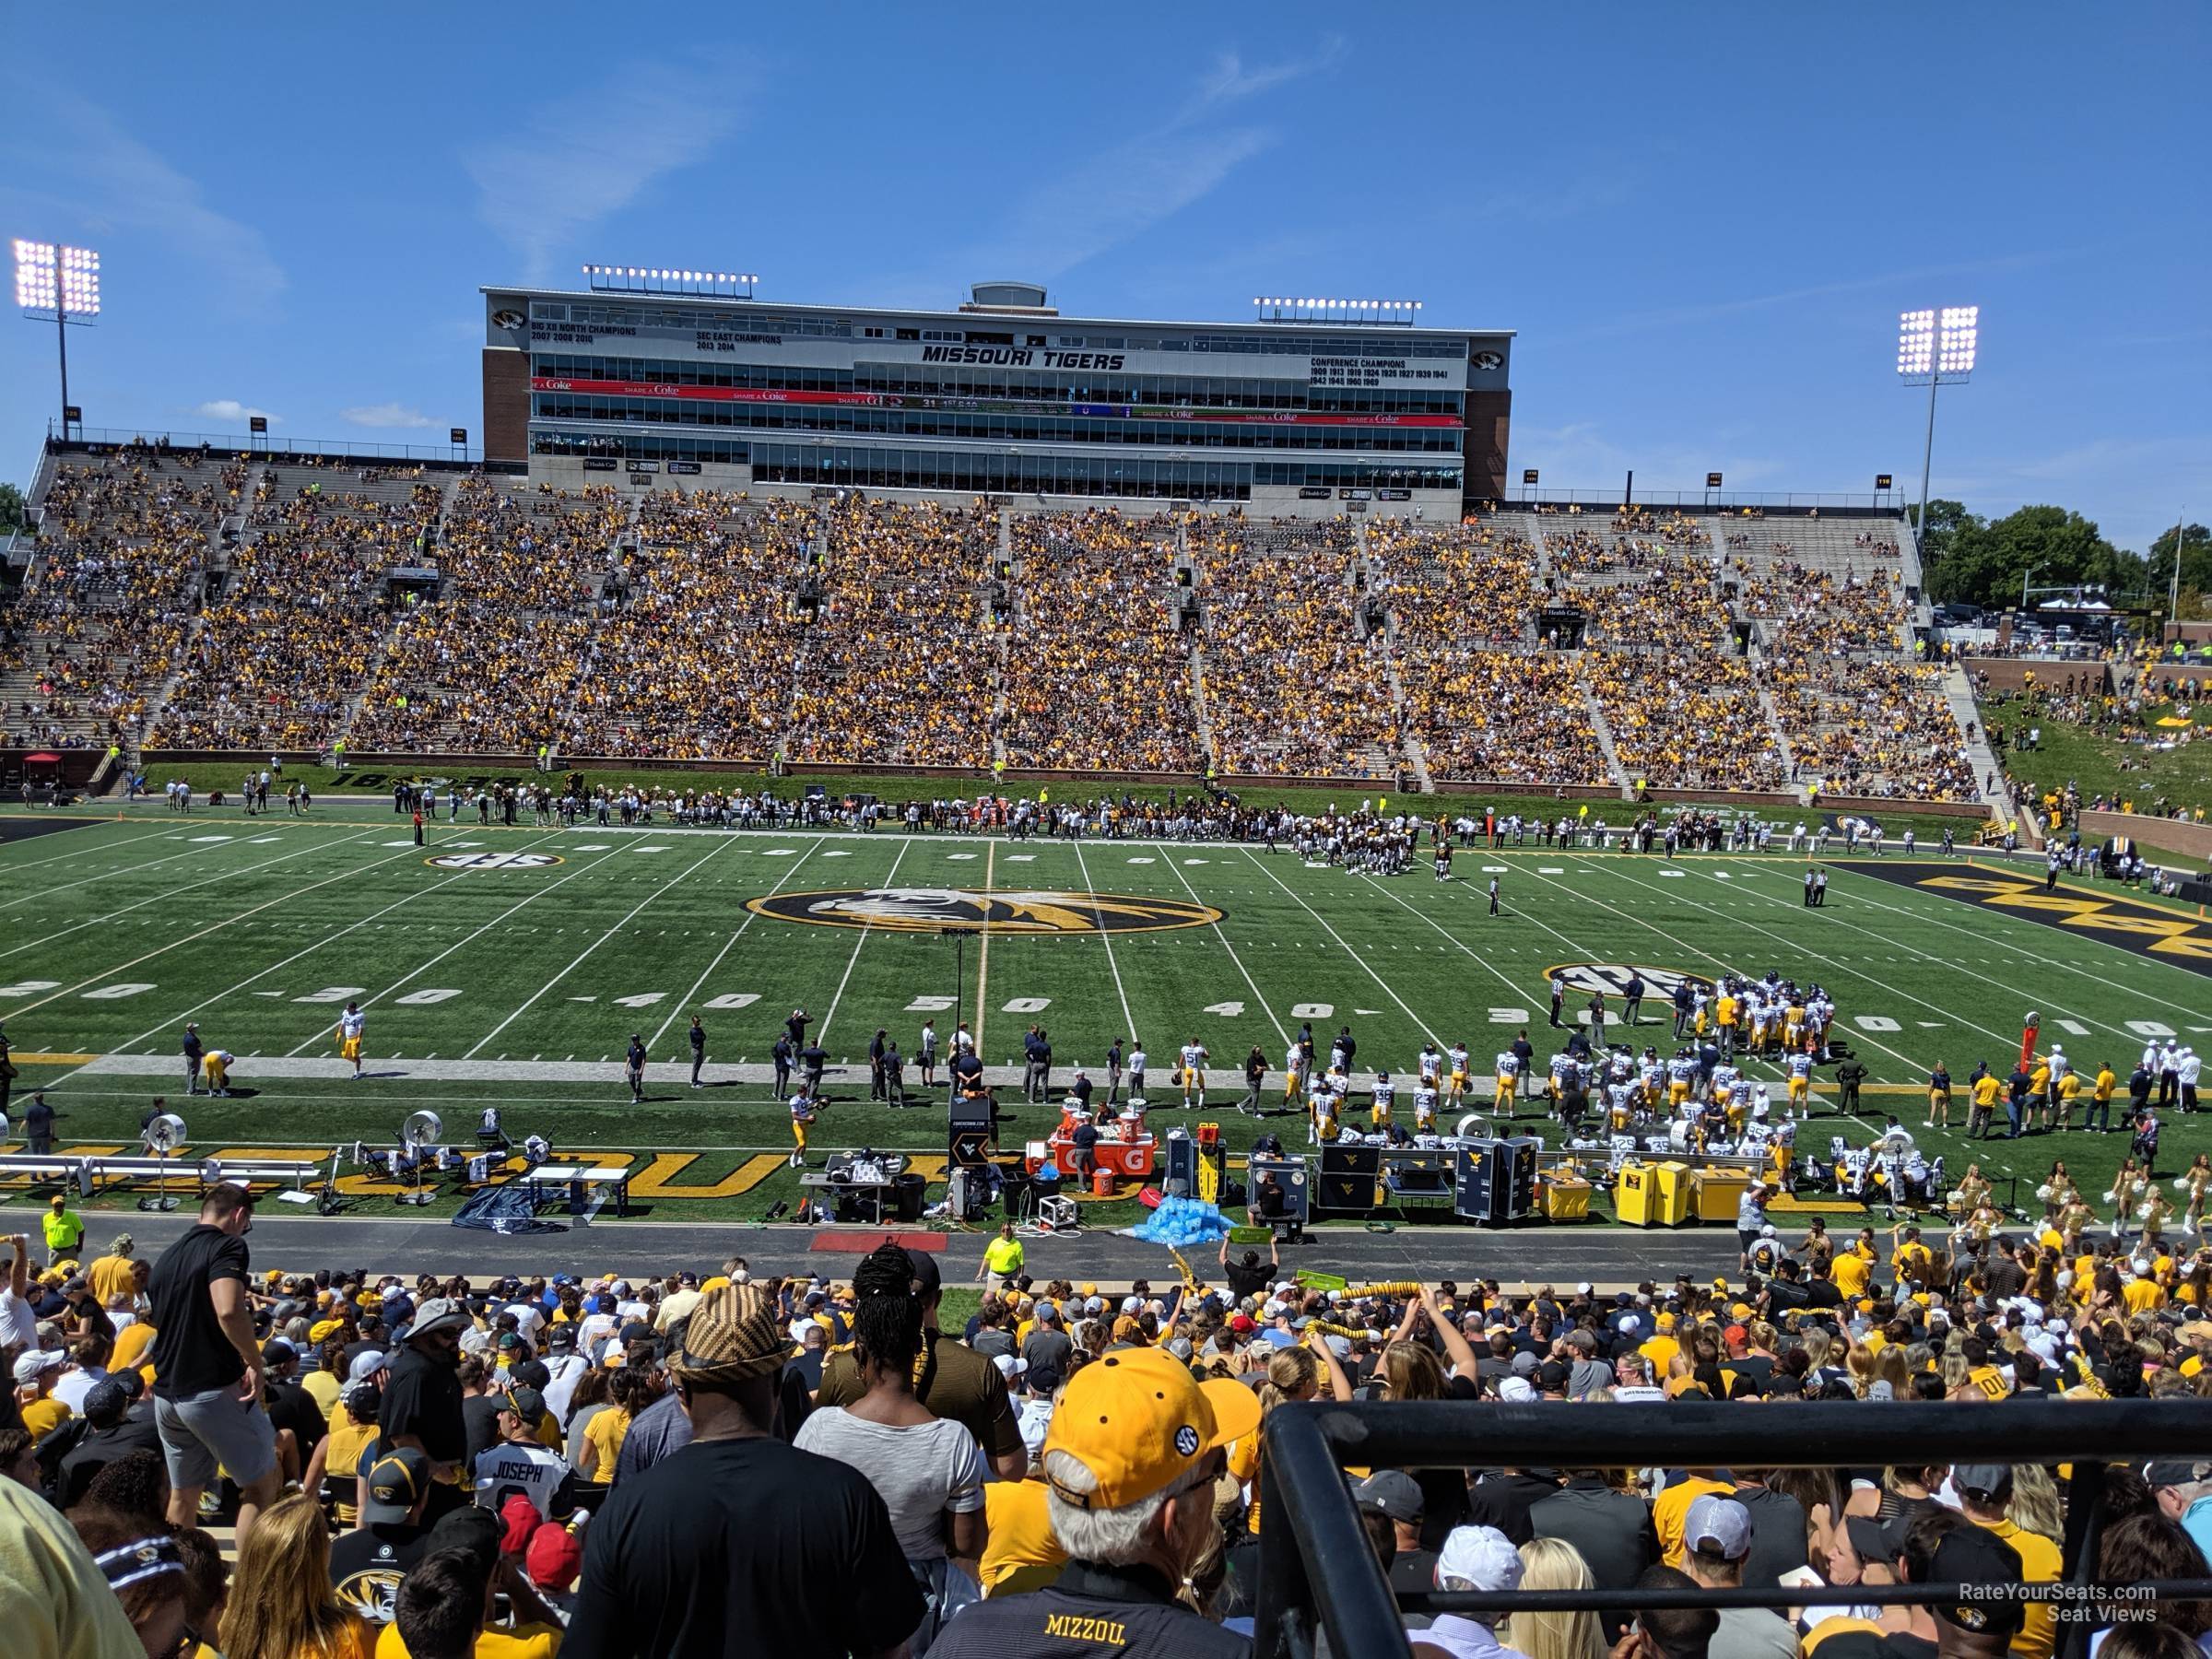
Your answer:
(3, 20), (2211, 1659)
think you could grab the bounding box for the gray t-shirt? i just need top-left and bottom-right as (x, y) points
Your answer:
(793, 1406), (985, 1562)
(1711, 1606), (1798, 1659)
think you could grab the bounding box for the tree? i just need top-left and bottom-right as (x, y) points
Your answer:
(2144, 521), (2212, 614)
(0, 483), (24, 535)
(1922, 503), (2143, 612)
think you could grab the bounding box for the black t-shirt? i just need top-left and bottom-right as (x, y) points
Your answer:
(329, 1522), (433, 1624)
(378, 1345), (466, 1464)
(565, 1434), (924, 1659)
(463, 1393), (505, 1467)
(1802, 1279), (1844, 1312)
(56, 1418), (164, 1509)
(147, 1223), (250, 1399)
(264, 1378), (328, 1465)
(930, 1560), (1247, 1659)
(1223, 1262), (1271, 1302)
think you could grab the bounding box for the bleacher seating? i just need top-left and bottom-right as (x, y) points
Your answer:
(0, 447), (1984, 798)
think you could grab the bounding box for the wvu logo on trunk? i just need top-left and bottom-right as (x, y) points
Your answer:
(747, 888), (1221, 935)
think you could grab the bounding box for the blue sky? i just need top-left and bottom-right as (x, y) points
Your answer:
(3, 4), (2205, 550)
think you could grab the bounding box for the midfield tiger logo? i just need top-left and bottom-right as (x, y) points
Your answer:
(747, 888), (1222, 935)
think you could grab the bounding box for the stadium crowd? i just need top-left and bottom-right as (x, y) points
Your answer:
(347, 481), (626, 753)
(7, 1182), (2212, 1659)
(0, 448), (237, 747)
(563, 492), (812, 759)
(787, 500), (1001, 768)
(152, 472), (443, 751)
(999, 510), (1207, 773)
(1198, 519), (1403, 777)
(1, 460), (1999, 803)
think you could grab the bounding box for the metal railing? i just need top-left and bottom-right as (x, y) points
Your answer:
(1491, 490), (1906, 515)
(1253, 1398), (2211, 1659)
(41, 423), (485, 465)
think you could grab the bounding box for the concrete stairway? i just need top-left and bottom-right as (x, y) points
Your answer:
(1941, 661), (2035, 844)
(1752, 675), (1804, 799)
(1577, 677), (1636, 799)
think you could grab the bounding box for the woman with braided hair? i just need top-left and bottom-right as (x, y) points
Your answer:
(794, 1242), (987, 1653)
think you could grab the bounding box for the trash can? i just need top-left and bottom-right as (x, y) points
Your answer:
(893, 1171), (927, 1222)
(1615, 1163), (1657, 1225)
(1653, 1160), (1695, 1226)
(1693, 1169), (1750, 1224)
(1543, 1176), (1593, 1221)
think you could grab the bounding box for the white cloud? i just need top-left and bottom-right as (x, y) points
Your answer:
(342, 403), (432, 429)
(936, 46), (1340, 288)
(1, 91), (284, 308)
(464, 60), (749, 283)
(192, 400), (279, 426)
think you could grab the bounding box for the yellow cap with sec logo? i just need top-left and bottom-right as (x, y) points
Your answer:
(1041, 1347), (1261, 1511)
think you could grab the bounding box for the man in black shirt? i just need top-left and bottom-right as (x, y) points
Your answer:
(147, 1184), (280, 1547)
(567, 1281), (924, 1659)
(379, 1297), (472, 1520)
(1359, 1470), (1439, 1594)
(1219, 1240), (1277, 1304)
(56, 1379), (162, 1509)
(331, 1445), (436, 1623)
(1530, 1472), (1661, 1641)
(259, 1338), (328, 1484)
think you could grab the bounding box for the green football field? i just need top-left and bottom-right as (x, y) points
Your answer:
(3, 799), (2208, 1231)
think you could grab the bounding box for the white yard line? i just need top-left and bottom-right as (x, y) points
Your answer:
(1071, 838), (1139, 1041)
(818, 837), (912, 1047)
(280, 839), (640, 1055)
(1810, 864), (2210, 1021)
(6, 828), (280, 901)
(974, 840), (995, 1053)
(2, 829), (462, 1018)
(1165, 850), (1289, 1047)
(0, 821), (180, 869)
(648, 836), (828, 1053)
(88, 829), (572, 1061)
(463, 836), (736, 1059)
(1234, 846), (1443, 1044)
(0, 826), (390, 963)
(1558, 855), (1997, 1067)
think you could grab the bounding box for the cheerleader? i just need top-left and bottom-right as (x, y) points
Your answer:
(2139, 1185), (2174, 1247)
(2058, 1198), (2097, 1259)
(2176, 1153), (2212, 1238)
(2106, 1156), (2148, 1239)
(2037, 1159), (2077, 1221)
(1949, 1161), (1992, 1218)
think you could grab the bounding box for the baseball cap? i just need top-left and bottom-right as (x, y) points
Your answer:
(1535, 1359), (1571, 1393)
(11, 1349), (64, 1386)
(993, 1354), (1029, 1380)
(1028, 1365), (1062, 1396)
(499, 1494), (541, 1555)
(1435, 1525), (1524, 1593)
(359, 1448), (430, 1524)
(525, 1523), (583, 1591)
(2145, 1460), (2212, 1488)
(261, 1338), (297, 1365)
(1953, 1464), (2015, 1502)
(347, 1349), (388, 1383)
(500, 1384), (546, 1423)
(1356, 1470), (1424, 1524)
(1041, 1348), (1260, 1511)
(1496, 1375), (1536, 1403)
(1685, 1494), (1753, 1561)
(1928, 1524), (2026, 1634)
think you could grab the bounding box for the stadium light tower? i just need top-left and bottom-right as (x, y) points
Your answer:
(1896, 305), (1977, 561)
(14, 241), (100, 432)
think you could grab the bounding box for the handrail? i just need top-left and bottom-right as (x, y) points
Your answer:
(1253, 1399), (2212, 1659)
